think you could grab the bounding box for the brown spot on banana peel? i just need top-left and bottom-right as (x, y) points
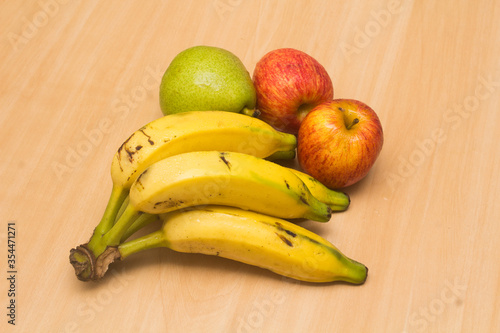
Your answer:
(153, 199), (185, 210)
(126, 169), (138, 183)
(275, 222), (297, 237)
(125, 146), (134, 162)
(135, 169), (147, 190)
(116, 132), (147, 170)
(117, 132), (136, 171)
(124, 143), (146, 163)
(275, 233), (293, 247)
(219, 152), (231, 170)
(138, 129), (154, 145)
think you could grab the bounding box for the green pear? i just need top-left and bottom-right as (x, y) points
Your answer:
(159, 46), (257, 116)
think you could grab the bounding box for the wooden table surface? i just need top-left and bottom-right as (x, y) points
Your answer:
(1, 1), (499, 332)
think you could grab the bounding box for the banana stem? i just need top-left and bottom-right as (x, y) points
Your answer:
(120, 213), (159, 242)
(88, 185), (128, 242)
(102, 204), (142, 248)
(115, 194), (130, 222)
(118, 229), (166, 259)
(88, 227), (166, 280)
(86, 202), (141, 258)
(70, 203), (142, 282)
(70, 185), (128, 280)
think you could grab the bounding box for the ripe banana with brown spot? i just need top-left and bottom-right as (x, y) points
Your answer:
(128, 151), (331, 221)
(112, 206), (368, 284)
(111, 111), (297, 190)
(119, 167), (350, 243)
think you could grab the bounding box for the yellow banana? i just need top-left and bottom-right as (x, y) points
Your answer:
(287, 168), (350, 211)
(111, 111), (297, 190)
(113, 206), (367, 284)
(129, 151), (331, 221)
(119, 167), (350, 243)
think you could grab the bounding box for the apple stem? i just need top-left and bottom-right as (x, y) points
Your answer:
(347, 118), (359, 130)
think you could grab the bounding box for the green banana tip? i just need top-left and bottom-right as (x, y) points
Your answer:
(316, 206), (333, 223)
(351, 260), (368, 285)
(331, 192), (350, 212)
(359, 264), (368, 284)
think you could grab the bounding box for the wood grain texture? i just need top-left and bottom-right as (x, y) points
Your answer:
(1, 0), (499, 332)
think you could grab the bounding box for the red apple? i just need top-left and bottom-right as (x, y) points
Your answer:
(297, 99), (383, 189)
(252, 48), (333, 135)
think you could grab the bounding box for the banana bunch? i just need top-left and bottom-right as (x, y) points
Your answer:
(69, 111), (366, 284)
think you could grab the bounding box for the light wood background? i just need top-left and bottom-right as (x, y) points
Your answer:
(1, 1), (499, 332)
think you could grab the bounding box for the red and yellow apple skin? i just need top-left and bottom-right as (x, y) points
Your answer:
(252, 48), (333, 135)
(297, 99), (384, 189)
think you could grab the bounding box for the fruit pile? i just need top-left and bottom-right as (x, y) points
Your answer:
(70, 46), (383, 285)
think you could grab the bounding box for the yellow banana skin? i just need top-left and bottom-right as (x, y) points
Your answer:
(288, 168), (350, 211)
(129, 151), (332, 222)
(117, 206), (368, 284)
(112, 110), (297, 189)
